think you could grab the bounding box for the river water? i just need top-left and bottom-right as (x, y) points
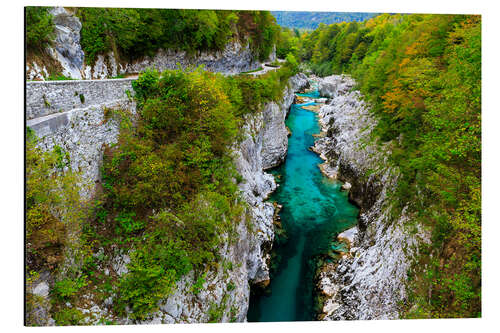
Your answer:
(247, 90), (359, 322)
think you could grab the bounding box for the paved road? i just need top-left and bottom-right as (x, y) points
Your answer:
(247, 63), (280, 76)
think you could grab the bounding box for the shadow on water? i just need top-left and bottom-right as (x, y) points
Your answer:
(247, 91), (359, 322)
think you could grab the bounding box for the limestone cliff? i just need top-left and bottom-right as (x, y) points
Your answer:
(313, 75), (430, 320)
(84, 41), (265, 79)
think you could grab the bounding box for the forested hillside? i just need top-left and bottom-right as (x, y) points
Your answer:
(271, 11), (375, 29)
(26, 7), (279, 65)
(298, 14), (481, 318)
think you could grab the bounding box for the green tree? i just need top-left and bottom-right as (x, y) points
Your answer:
(25, 6), (55, 51)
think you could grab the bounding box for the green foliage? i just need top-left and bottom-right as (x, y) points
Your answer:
(53, 308), (84, 326)
(276, 27), (300, 59)
(75, 8), (278, 64)
(240, 66), (263, 74)
(130, 68), (160, 107)
(43, 95), (50, 108)
(53, 145), (70, 169)
(47, 74), (74, 81)
(114, 211), (145, 234)
(25, 7), (55, 51)
(79, 93), (85, 104)
(301, 19), (371, 74)
(207, 296), (228, 323)
(285, 53), (299, 73)
(236, 11), (279, 61)
(222, 64), (296, 116)
(26, 134), (83, 272)
(116, 239), (188, 319)
(190, 272), (207, 295)
(52, 276), (88, 301)
(104, 68), (238, 210)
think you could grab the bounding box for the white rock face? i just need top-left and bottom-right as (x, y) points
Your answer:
(313, 75), (431, 320)
(341, 181), (352, 191)
(49, 7), (84, 79)
(27, 271), (55, 326)
(32, 281), (50, 298)
(27, 62), (49, 81)
(337, 226), (358, 248)
(105, 40), (262, 77)
(260, 74), (309, 169)
(318, 74), (355, 98)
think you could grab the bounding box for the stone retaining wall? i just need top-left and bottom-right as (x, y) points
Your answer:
(26, 78), (134, 120)
(27, 100), (137, 199)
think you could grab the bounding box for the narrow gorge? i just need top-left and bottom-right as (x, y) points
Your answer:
(247, 84), (359, 321)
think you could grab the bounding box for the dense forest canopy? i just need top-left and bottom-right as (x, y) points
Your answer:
(271, 11), (376, 29)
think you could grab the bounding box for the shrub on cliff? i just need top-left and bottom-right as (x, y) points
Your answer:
(85, 67), (243, 319)
(25, 7), (55, 51)
(26, 132), (84, 272)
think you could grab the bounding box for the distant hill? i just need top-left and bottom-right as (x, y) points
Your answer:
(271, 11), (376, 29)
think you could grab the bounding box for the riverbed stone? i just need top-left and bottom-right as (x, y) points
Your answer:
(341, 182), (352, 191)
(337, 226), (358, 248)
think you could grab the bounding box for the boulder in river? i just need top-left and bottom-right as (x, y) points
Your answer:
(341, 182), (352, 191)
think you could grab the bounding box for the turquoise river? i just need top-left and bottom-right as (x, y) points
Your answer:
(247, 90), (359, 322)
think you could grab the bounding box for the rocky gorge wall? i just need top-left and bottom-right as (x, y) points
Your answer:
(26, 73), (309, 325)
(125, 72), (309, 325)
(27, 7), (269, 81)
(83, 40), (266, 80)
(312, 75), (430, 320)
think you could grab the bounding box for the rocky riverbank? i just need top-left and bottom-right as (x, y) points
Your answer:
(312, 75), (430, 320)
